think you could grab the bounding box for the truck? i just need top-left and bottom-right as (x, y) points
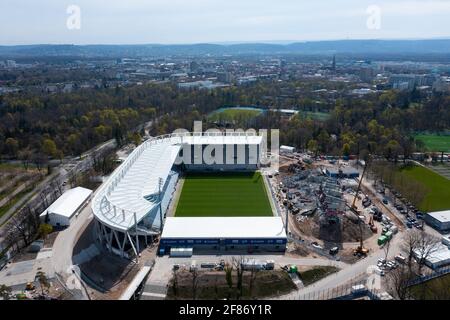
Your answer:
(241, 259), (266, 271)
(385, 231), (393, 240)
(389, 225), (398, 234)
(395, 254), (406, 264)
(169, 247), (193, 257)
(378, 235), (388, 246)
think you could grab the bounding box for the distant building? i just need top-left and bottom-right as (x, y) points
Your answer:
(425, 210), (450, 232)
(433, 76), (450, 92)
(40, 187), (93, 227)
(280, 145), (295, 154)
(217, 71), (233, 83)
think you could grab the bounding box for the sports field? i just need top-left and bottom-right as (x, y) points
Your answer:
(414, 134), (450, 152)
(174, 171), (273, 217)
(401, 165), (450, 212)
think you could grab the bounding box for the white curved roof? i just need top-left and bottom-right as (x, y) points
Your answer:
(92, 132), (263, 233)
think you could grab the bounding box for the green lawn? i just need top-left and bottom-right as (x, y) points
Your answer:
(175, 171), (273, 217)
(208, 108), (262, 123)
(414, 134), (450, 152)
(401, 165), (450, 211)
(410, 273), (450, 300)
(300, 111), (331, 122)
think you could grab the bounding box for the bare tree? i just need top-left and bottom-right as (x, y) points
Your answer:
(387, 264), (415, 300)
(191, 267), (199, 300)
(248, 267), (259, 299)
(414, 232), (441, 275)
(383, 238), (392, 263)
(171, 269), (178, 299)
(232, 256), (245, 299)
(224, 260), (234, 299)
(402, 230), (422, 271)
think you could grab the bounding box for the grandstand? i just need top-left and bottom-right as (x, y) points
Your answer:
(92, 132), (268, 259)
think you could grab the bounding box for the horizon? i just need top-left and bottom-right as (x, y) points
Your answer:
(3, 37), (450, 47)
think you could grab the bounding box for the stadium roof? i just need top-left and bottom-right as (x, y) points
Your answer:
(92, 133), (264, 233)
(161, 217), (286, 239)
(40, 187), (92, 219)
(428, 210), (450, 223)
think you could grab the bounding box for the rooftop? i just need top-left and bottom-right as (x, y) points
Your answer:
(40, 187), (92, 219)
(427, 210), (450, 223)
(92, 132), (264, 232)
(161, 217), (286, 239)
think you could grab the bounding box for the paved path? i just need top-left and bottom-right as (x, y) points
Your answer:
(274, 234), (404, 300)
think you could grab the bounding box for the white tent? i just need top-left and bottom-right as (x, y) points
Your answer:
(40, 187), (92, 227)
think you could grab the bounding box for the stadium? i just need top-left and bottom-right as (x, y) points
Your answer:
(92, 131), (287, 259)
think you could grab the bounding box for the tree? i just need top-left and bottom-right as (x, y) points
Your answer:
(0, 284), (12, 300)
(386, 265), (415, 300)
(38, 223), (53, 239)
(42, 138), (57, 158)
(232, 256), (245, 299)
(413, 232), (441, 275)
(191, 267), (199, 300)
(5, 137), (19, 157)
(171, 269), (178, 299)
(36, 271), (50, 296)
(224, 261), (233, 299)
(18, 149), (32, 170)
(307, 139), (318, 156)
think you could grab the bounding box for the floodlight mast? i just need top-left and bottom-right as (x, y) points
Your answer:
(159, 177), (163, 232)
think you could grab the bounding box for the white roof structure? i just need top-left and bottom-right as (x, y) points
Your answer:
(40, 187), (92, 219)
(416, 244), (450, 267)
(92, 132), (264, 233)
(161, 217), (286, 239)
(428, 210), (450, 223)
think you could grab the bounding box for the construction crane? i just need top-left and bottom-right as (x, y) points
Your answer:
(350, 156), (372, 256)
(351, 158), (370, 212)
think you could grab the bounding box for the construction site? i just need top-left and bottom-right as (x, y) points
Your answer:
(270, 152), (401, 264)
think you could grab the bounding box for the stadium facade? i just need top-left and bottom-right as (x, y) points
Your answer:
(91, 131), (278, 259)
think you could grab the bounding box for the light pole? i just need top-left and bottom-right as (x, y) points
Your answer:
(159, 177), (163, 232)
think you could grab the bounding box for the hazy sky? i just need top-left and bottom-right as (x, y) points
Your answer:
(1, 0), (450, 45)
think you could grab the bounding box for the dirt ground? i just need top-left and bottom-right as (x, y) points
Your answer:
(166, 269), (296, 300)
(80, 245), (157, 300)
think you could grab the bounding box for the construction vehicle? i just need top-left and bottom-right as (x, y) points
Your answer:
(368, 216), (378, 233)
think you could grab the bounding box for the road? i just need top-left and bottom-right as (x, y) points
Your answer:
(274, 233), (404, 299)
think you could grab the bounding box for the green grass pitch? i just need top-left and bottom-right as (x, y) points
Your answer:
(174, 171), (273, 217)
(401, 165), (450, 212)
(414, 134), (450, 152)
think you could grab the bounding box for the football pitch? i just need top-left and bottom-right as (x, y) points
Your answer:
(174, 171), (273, 217)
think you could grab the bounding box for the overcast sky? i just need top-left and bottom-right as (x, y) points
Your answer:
(1, 0), (450, 45)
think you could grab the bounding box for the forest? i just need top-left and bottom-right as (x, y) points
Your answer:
(0, 80), (449, 163)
